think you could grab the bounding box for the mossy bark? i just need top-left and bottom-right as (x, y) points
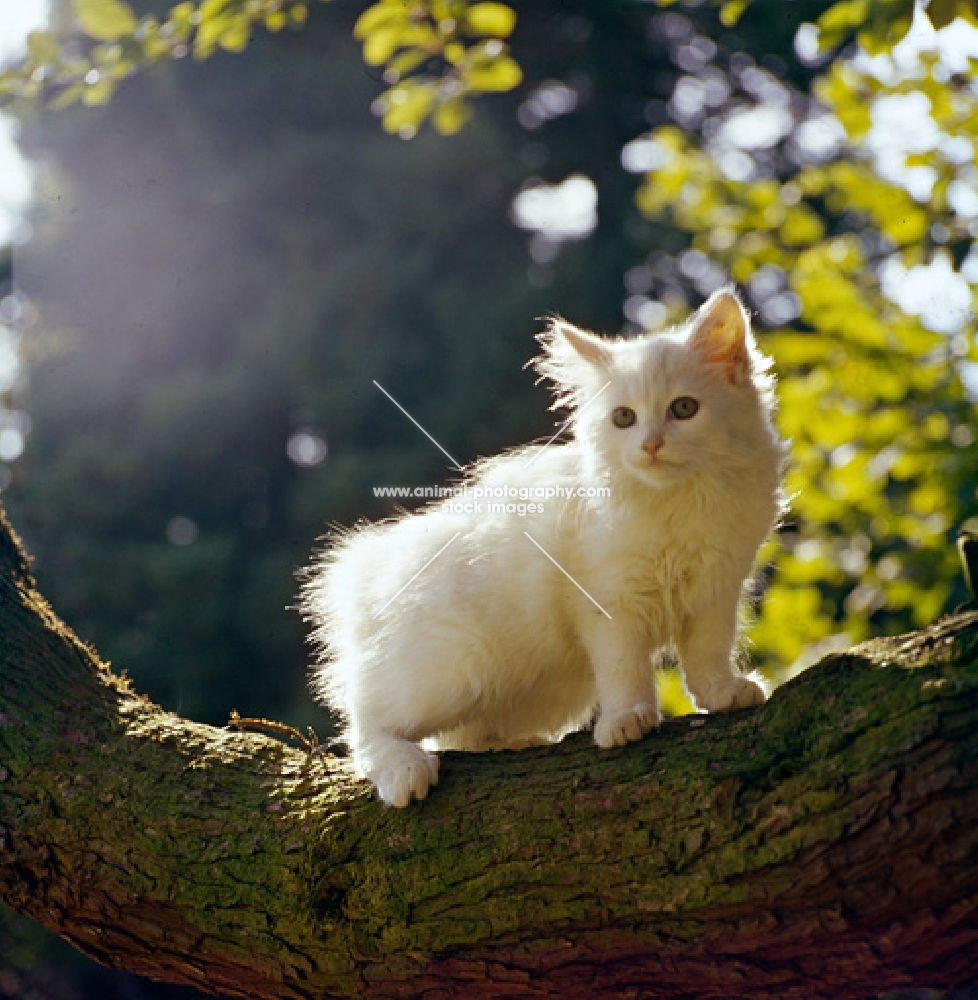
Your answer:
(1, 504), (976, 999)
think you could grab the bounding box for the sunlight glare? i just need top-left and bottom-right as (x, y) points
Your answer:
(0, 1), (49, 246)
(881, 251), (972, 335)
(0, 0), (50, 67)
(511, 175), (598, 241)
(0, 319), (18, 390)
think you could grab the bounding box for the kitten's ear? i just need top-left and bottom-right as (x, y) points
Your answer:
(688, 289), (752, 383)
(550, 320), (613, 368)
(533, 318), (612, 408)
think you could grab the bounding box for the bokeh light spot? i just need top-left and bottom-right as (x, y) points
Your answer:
(287, 430), (328, 468)
(166, 516), (199, 546)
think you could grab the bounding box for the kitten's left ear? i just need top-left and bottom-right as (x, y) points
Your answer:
(532, 318), (613, 410)
(552, 320), (613, 368)
(688, 288), (752, 384)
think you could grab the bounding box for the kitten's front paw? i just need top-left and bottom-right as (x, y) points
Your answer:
(366, 742), (440, 808)
(698, 676), (766, 713)
(593, 702), (660, 749)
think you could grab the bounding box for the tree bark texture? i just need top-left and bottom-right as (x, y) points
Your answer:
(1, 505), (977, 999)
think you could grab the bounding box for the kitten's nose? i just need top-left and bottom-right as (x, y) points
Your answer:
(642, 432), (664, 458)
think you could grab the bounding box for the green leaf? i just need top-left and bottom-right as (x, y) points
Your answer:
(27, 31), (61, 64)
(72, 0), (138, 41)
(464, 3), (517, 37)
(856, 13), (914, 54)
(50, 83), (86, 108)
(927, 0), (978, 29)
(82, 79), (115, 104)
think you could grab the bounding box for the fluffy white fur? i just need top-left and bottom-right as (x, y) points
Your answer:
(302, 289), (786, 807)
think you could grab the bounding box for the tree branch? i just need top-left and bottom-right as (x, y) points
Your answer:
(1, 504), (976, 999)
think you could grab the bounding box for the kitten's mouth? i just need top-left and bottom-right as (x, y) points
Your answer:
(643, 453), (681, 469)
(627, 455), (684, 483)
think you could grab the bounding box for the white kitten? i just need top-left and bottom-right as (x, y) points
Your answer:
(302, 289), (786, 807)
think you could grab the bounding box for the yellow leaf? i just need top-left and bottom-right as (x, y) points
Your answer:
(656, 668), (695, 717)
(922, 412), (950, 442)
(464, 2), (517, 37)
(381, 81), (437, 135)
(72, 0), (137, 41)
(354, 2), (407, 40)
(719, 0), (750, 27)
(200, 0), (232, 17)
(432, 96), (473, 135)
(194, 15), (228, 57)
(219, 16), (251, 53)
(780, 205), (825, 246)
(816, 0), (870, 50)
(166, 3), (196, 36)
(909, 482), (948, 515)
(444, 41), (465, 65)
(465, 54), (521, 92)
(362, 25), (406, 66)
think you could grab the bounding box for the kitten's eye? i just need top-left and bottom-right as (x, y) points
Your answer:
(669, 396), (699, 420)
(612, 406), (637, 428)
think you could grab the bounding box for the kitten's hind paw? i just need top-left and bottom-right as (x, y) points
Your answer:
(363, 739), (440, 808)
(593, 702), (661, 749)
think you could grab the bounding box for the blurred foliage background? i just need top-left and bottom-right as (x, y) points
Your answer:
(0, 0), (976, 996)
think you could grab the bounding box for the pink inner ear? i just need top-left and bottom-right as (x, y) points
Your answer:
(698, 322), (745, 362)
(701, 332), (747, 385)
(689, 292), (749, 383)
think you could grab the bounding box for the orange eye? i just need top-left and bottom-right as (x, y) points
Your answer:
(669, 396), (699, 420)
(612, 406), (637, 428)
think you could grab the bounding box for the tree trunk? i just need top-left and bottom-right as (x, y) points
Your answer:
(1, 505), (976, 999)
